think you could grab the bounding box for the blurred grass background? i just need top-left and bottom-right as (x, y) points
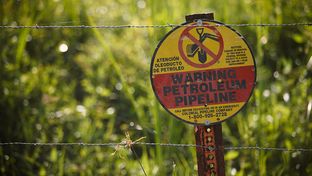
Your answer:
(1, 0), (312, 175)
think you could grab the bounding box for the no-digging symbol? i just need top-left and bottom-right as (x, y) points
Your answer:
(178, 25), (224, 68)
(150, 20), (256, 125)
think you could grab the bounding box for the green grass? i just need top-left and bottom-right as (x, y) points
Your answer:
(1, 0), (312, 175)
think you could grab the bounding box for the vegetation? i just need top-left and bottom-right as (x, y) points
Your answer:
(1, 0), (312, 175)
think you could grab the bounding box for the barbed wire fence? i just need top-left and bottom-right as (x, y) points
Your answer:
(3, 21), (311, 151)
(0, 142), (312, 152)
(0, 22), (312, 29)
(1, 21), (312, 175)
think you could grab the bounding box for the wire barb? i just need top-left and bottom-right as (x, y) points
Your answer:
(111, 132), (148, 176)
(0, 23), (312, 29)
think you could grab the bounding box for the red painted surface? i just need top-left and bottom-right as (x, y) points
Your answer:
(152, 66), (255, 109)
(195, 125), (225, 176)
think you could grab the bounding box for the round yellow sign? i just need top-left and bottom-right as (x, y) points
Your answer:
(150, 20), (256, 125)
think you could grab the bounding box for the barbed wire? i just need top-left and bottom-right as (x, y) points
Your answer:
(0, 142), (311, 152)
(0, 22), (312, 29)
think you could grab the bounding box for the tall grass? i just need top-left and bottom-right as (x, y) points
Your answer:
(1, 0), (312, 175)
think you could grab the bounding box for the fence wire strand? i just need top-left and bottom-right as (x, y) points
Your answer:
(1, 23), (312, 29)
(0, 142), (311, 152)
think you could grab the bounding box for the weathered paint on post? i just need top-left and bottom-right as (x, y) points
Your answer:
(195, 125), (225, 176)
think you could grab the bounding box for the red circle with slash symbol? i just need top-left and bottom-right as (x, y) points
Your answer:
(178, 24), (224, 68)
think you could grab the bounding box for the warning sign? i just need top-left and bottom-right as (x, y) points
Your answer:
(150, 21), (256, 125)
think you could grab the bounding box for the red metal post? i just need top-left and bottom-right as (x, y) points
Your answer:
(185, 13), (226, 176)
(195, 125), (225, 176)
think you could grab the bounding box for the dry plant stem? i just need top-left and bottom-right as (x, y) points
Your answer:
(131, 147), (148, 176)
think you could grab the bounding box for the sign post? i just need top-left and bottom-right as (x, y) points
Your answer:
(186, 13), (225, 176)
(150, 13), (256, 176)
(195, 124), (224, 176)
